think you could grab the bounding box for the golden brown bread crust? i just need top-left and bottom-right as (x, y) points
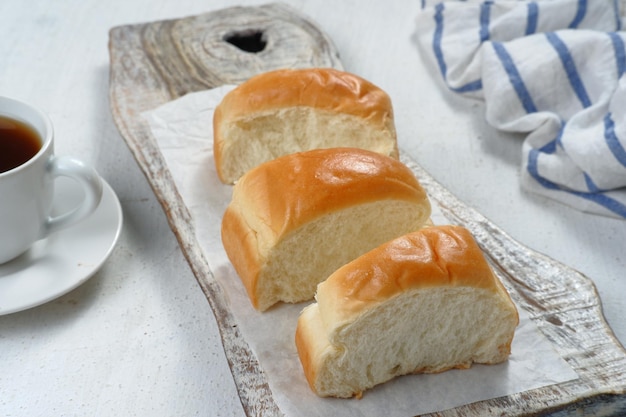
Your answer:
(221, 147), (430, 310)
(221, 207), (261, 306)
(213, 68), (398, 183)
(294, 305), (323, 395)
(214, 67), (394, 128)
(232, 147), (426, 237)
(316, 225), (517, 325)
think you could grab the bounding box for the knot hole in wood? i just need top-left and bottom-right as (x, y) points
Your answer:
(223, 29), (267, 53)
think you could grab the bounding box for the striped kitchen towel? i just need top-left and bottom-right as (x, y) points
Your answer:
(415, 0), (626, 219)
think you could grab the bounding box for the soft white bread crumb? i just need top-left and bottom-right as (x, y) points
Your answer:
(295, 225), (519, 398)
(221, 148), (431, 311)
(213, 68), (398, 184)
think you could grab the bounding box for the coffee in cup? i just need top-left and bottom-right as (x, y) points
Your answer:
(0, 115), (42, 173)
(0, 97), (103, 264)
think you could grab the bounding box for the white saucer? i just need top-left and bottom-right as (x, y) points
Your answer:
(0, 178), (123, 315)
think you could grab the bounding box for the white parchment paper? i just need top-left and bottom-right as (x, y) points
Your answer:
(143, 86), (579, 416)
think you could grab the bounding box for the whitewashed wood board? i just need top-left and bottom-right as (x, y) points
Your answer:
(108, 3), (626, 416)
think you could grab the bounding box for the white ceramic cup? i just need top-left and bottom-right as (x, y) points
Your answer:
(0, 97), (103, 264)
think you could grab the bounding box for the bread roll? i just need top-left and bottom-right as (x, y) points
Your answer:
(295, 225), (519, 398)
(213, 68), (398, 184)
(221, 147), (431, 311)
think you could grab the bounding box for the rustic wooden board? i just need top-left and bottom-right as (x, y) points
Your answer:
(108, 3), (626, 416)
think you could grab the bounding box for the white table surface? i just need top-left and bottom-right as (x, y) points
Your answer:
(1, 1), (624, 415)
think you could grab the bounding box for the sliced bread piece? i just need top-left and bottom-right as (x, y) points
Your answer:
(295, 225), (519, 398)
(213, 67), (398, 184)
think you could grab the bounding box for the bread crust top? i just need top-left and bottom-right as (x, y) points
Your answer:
(316, 225), (519, 326)
(228, 147), (429, 240)
(213, 67), (394, 125)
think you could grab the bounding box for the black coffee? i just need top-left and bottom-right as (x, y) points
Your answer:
(0, 115), (42, 173)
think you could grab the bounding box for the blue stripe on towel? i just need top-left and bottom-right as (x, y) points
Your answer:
(555, 121), (566, 150)
(575, 191), (626, 217)
(609, 32), (626, 77)
(433, 3), (447, 81)
(605, 113), (626, 168)
(432, 2), (484, 93)
(526, 2), (539, 35)
(615, 0), (622, 30)
(577, 191), (626, 217)
(584, 173), (601, 192)
(450, 79), (484, 93)
(546, 32), (592, 109)
(479, 1), (493, 42)
(528, 142), (560, 190)
(528, 145), (626, 217)
(569, 0), (587, 28)
(492, 42), (538, 113)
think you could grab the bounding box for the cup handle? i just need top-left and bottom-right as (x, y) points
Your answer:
(42, 155), (104, 237)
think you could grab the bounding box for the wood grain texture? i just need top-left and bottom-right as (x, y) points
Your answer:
(108, 3), (626, 416)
